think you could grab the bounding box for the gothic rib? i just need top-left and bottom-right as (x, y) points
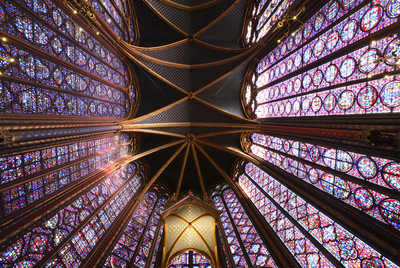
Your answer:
(120, 41), (255, 68)
(124, 39), (189, 52)
(192, 0), (243, 38)
(142, 0), (190, 37)
(129, 139), (186, 162)
(117, 47), (189, 94)
(192, 97), (258, 124)
(135, 142), (188, 201)
(176, 143), (191, 197)
(192, 53), (256, 96)
(122, 97), (189, 124)
(192, 38), (250, 52)
(156, 0), (224, 11)
(123, 128), (187, 138)
(165, 214), (216, 265)
(190, 143), (207, 198)
(195, 129), (249, 139)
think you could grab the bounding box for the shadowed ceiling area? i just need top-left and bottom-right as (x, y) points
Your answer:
(120, 0), (259, 197)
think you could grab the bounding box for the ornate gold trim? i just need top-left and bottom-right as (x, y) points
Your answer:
(157, 0), (224, 11)
(124, 122), (258, 129)
(125, 39), (189, 52)
(142, 0), (190, 36)
(121, 97), (188, 124)
(135, 142), (188, 201)
(117, 47), (189, 94)
(123, 128), (186, 138)
(191, 143), (206, 198)
(192, 97), (259, 124)
(176, 143), (191, 197)
(193, 0), (244, 38)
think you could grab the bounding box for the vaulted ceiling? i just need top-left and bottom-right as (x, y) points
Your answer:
(118, 0), (264, 197)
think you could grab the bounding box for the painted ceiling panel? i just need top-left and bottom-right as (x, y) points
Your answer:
(138, 41), (243, 65)
(134, 99), (249, 125)
(135, 57), (247, 92)
(192, 217), (215, 248)
(163, 0), (217, 7)
(144, 0), (237, 34)
(174, 205), (207, 222)
(173, 227), (209, 256)
(196, 0), (248, 47)
(166, 216), (188, 251)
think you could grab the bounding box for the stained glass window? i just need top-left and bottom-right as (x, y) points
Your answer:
(242, 132), (400, 230)
(0, 134), (131, 219)
(235, 160), (398, 267)
(0, 0), (136, 119)
(0, 162), (142, 267)
(90, 0), (133, 41)
(103, 189), (168, 267)
(243, 0), (400, 118)
(244, 0), (296, 45)
(211, 184), (277, 267)
(169, 250), (212, 268)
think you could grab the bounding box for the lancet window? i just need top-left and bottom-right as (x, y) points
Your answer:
(211, 184), (277, 267)
(0, 0), (136, 119)
(242, 132), (400, 230)
(235, 160), (398, 267)
(0, 134), (132, 219)
(243, 0), (400, 119)
(0, 162), (142, 267)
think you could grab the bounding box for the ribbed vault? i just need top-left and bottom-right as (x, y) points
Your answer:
(118, 0), (261, 198)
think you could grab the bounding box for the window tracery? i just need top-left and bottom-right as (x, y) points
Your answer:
(0, 162), (142, 267)
(242, 132), (400, 230)
(103, 189), (168, 267)
(0, 0), (136, 119)
(211, 184), (277, 267)
(243, 0), (400, 119)
(168, 250), (212, 268)
(0, 134), (131, 219)
(244, 0), (296, 45)
(235, 160), (399, 267)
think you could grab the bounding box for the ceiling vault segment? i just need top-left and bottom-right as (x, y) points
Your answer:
(117, 0), (261, 203)
(157, 0), (225, 11)
(119, 42), (254, 68)
(142, 0), (243, 37)
(192, 0), (244, 37)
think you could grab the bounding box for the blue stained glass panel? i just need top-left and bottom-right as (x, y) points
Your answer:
(0, 163), (141, 267)
(239, 162), (398, 267)
(246, 133), (400, 228)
